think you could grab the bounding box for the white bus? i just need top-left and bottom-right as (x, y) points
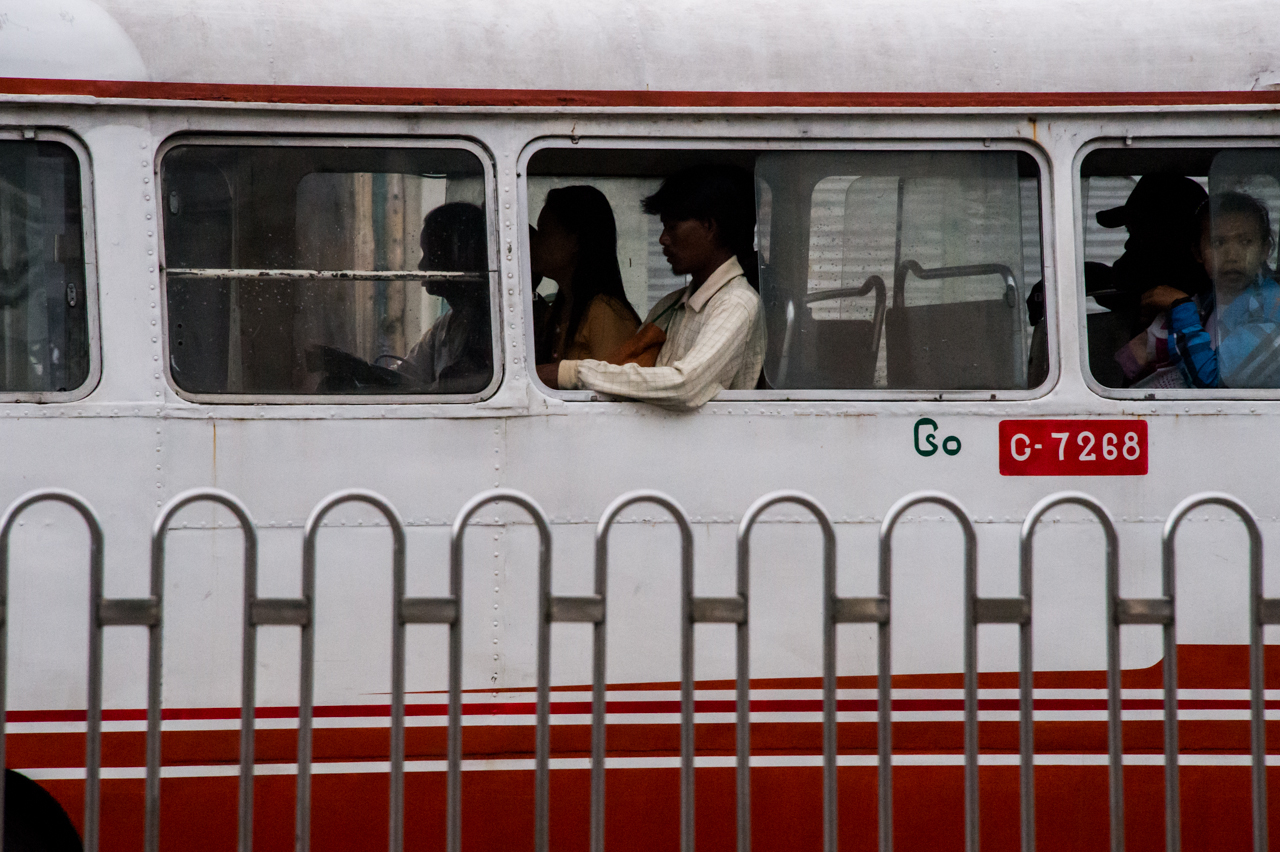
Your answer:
(1, 1), (1279, 850)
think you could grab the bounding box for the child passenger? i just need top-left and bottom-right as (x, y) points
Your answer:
(1142, 191), (1280, 388)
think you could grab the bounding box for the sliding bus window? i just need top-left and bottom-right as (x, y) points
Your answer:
(759, 151), (1044, 391)
(1081, 147), (1280, 391)
(525, 147), (1044, 396)
(160, 143), (494, 399)
(0, 140), (92, 396)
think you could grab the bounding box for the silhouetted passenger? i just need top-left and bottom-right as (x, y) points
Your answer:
(532, 186), (640, 363)
(541, 165), (765, 410)
(1087, 174), (1210, 385)
(397, 202), (492, 393)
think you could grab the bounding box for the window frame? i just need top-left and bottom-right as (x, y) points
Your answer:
(518, 135), (1056, 403)
(154, 134), (502, 405)
(0, 128), (102, 403)
(1076, 136), (1280, 401)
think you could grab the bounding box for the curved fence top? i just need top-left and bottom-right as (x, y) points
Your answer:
(0, 488), (103, 551)
(303, 488), (407, 554)
(152, 487), (257, 540)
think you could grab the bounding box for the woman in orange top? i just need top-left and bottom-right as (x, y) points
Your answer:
(532, 185), (641, 364)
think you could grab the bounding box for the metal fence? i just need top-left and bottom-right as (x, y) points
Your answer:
(0, 486), (1271, 852)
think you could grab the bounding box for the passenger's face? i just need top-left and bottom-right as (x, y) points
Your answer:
(1201, 212), (1270, 292)
(418, 221), (479, 304)
(532, 208), (579, 285)
(658, 217), (720, 277)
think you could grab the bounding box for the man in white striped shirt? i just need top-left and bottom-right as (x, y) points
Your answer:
(547, 165), (766, 410)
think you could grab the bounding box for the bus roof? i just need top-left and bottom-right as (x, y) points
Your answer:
(1, 0), (1277, 106)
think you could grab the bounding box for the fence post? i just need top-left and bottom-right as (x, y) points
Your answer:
(0, 490), (105, 852)
(451, 489), (552, 852)
(575, 491), (695, 852)
(1162, 493), (1265, 852)
(152, 489), (257, 852)
(1020, 492), (1118, 852)
(297, 490), (406, 852)
(736, 491), (836, 852)
(878, 492), (977, 852)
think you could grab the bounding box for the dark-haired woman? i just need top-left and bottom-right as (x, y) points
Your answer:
(550, 165), (766, 410)
(532, 186), (641, 364)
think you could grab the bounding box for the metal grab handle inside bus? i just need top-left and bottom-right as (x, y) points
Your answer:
(892, 260), (1019, 310)
(776, 275), (886, 387)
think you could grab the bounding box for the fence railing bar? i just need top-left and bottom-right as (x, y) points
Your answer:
(249, 598), (309, 626)
(1, 483), (1272, 852)
(594, 490), (694, 852)
(548, 595), (605, 624)
(739, 491), (834, 852)
(1163, 493), (1264, 852)
(455, 490), (552, 852)
(301, 490), (405, 852)
(1020, 491), (1117, 852)
(832, 597), (888, 624)
(972, 597), (1029, 625)
(399, 597), (459, 625)
(1257, 598), (1280, 625)
(0, 490), (104, 852)
(1114, 598), (1174, 624)
(97, 598), (160, 626)
(880, 491), (977, 852)
(690, 597), (747, 624)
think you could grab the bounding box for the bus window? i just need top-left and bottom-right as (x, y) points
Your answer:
(1081, 148), (1280, 391)
(160, 144), (494, 399)
(0, 141), (91, 396)
(525, 147), (1044, 397)
(758, 151), (1044, 391)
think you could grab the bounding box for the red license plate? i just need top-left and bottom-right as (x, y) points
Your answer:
(999, 420), (1148, 476)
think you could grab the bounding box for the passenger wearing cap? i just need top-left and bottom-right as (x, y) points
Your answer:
(1087, 175), (1210, 385)
(1149, 191), (1280, 388)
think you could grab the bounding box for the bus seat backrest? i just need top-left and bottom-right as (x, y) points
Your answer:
(885, 300), (1017, 389)
(798, 312), (878, 388)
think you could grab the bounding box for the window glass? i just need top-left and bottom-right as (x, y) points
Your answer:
(1081, 148), (1280, 390)
(525, 148), (1043, 394)
(0, 141), (90, 394)
(161, 145), (492, 397)
(759, 151), (1044, 390)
